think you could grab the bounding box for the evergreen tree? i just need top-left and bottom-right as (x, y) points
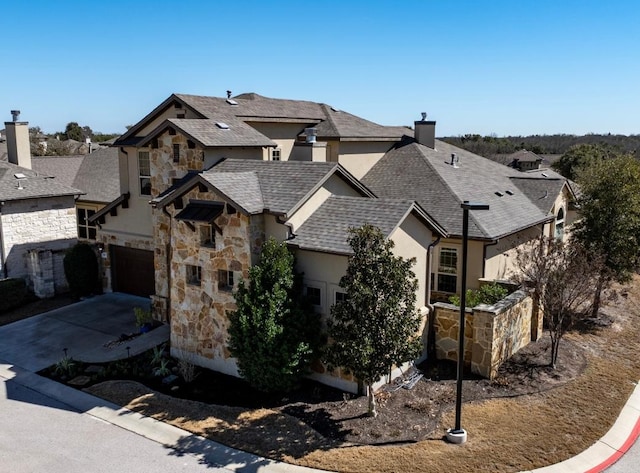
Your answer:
(325, 225), (422, 417)
(228, 238), (320, 392)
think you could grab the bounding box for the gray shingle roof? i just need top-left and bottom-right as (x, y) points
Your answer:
(204, 159), (339, 214)
(32, 147), (120, 204)
(0, 161), (83, 201)
(509, 168), (571, 214)
(291, 195), (418, 254)
(116, 92), (411, 146)
(362, 140), (553, 239)
(200, 172), (264, 214)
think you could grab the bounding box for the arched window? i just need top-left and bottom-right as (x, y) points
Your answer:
(555, 208), (565, 241)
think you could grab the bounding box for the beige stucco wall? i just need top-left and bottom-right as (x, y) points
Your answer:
(484, 225), (543, 282)
(203, 148), (266, 168)
(336, 141), (393, 179)
(245, 122), (308, 161)
(431, 238), (486, 301)
(287, 174), (364, 233)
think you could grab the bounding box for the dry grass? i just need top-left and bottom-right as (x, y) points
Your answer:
(86, 278), (640, 473)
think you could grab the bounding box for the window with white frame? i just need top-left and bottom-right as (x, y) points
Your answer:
(77, 207), (97, 240)
(554, 207), (565, 241)
(334, 291), (348, 304)
(271, 148), (281, 161)
(435, 247), (458, 293)
(138, 151), (151, 196)
(186, 265), (202, 286)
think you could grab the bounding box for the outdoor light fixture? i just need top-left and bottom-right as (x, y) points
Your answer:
(446, 201), (490, 445)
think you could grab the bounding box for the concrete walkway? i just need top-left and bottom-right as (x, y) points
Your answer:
(1, 294), (639, 472)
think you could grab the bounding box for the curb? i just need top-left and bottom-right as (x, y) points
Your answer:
(524, 381), (640, 472)
(0, 362), (326, 473)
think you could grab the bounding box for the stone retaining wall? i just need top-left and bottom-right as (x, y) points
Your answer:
(433, 289), (534, 378)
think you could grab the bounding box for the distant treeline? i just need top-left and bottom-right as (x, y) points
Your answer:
(440, 134), (640, 157)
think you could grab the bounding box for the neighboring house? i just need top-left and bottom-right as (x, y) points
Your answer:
(0, 115), (83, 297)
(506, 149), (545, 171)
(32, 147), (120, 241)
(90, 92), (574, 391)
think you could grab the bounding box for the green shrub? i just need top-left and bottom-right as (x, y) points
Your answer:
(449, 282), (509, 308)
(63, 243), (100, 298)
(0, 278), (27, 312)
(134, 307), (153, 327)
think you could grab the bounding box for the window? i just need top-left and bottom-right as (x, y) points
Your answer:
(77, 208), (97, 240)
(173, 144), (180, 163)
(138, 151), (151, 196)
(306, 286), (322, 306)
(186, 265), (202, 286)
(435, 247), (458, 293)
(271, 148), (281, 161)
(200, 224), (215, 248)
(218, 269), (234, 291)
(555, 208), (565, 241)
(335, 291), (348, 304)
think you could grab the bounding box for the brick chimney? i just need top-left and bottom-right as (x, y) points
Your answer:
(414, 112), (436, 149)
(5, 110), (32, 169)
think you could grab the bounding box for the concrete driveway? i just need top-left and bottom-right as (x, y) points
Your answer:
(0, 292), (168, 371)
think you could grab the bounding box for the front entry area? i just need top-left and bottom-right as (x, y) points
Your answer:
(110, 245), (155, 297)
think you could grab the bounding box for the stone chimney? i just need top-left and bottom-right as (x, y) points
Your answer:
(414, 112), (436, 149)
(5, 110), (32, 169)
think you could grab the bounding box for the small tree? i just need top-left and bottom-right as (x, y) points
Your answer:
(228, 237), (320, 393)
(325, 225), (422, 417)
(551, 143), (621, 181)
(573, 154), (640, 317)
(514, 237), (602, 367)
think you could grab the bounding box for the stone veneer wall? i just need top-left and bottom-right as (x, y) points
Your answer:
(433, 289), (534, 379)
(157, 183), (264, 377)
(0, 196), (77, 290)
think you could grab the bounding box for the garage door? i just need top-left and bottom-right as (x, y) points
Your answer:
(111, 246), (155, 297)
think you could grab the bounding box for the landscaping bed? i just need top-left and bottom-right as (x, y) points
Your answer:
(40, 280), (640, 472)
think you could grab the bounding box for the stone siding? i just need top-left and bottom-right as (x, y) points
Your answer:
(434, 290), (533, 378)
(0, 196), (77, 291)
(156, 183), (264, 377)
(150, 132), (205, 197)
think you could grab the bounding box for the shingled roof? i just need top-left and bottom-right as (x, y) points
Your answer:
(0, 160), (83, 202)
(291, 195), (443, 255)
(153, 159), (372, 216)
(509, 168), (575, 214)
(32, 147), (120, 204)
(362, 140), (554, 239)
(116, 92), (410, 146)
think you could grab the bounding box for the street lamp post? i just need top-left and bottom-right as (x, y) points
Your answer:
(446, 201), (489, 445)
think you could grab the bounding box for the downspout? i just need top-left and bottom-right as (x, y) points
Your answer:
(0, 202), (7, 279)
(162, 206), (173, 323)
(426, 236), (441, 359)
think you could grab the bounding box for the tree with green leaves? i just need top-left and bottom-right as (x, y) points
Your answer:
(228, 237), (321, 393)
(325, 224), (422, 417)
(573, 154), (640, 317)
(552, 143), (622, 181)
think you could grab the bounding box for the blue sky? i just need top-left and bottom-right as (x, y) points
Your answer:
(1, 0), (638, 136)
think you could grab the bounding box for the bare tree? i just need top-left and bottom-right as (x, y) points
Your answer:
(514, 237), (602, 368)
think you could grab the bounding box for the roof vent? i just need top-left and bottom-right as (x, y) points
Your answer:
(10, 110), (20, 122)
(541, 172), (548, 177)
(450, 153), (459, 168)
(226, 98), (238, 106)
(305, 127), (317, 143)
(505, 190), (514, 195)
(14, 173), (26, 179)
(226, 90), (232, 98)
(495, 191), (504, 197)
(421, 112), (427, 120)
(216, 122), (229, 129)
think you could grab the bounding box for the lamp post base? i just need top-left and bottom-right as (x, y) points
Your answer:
(446, 428), (467, 444)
